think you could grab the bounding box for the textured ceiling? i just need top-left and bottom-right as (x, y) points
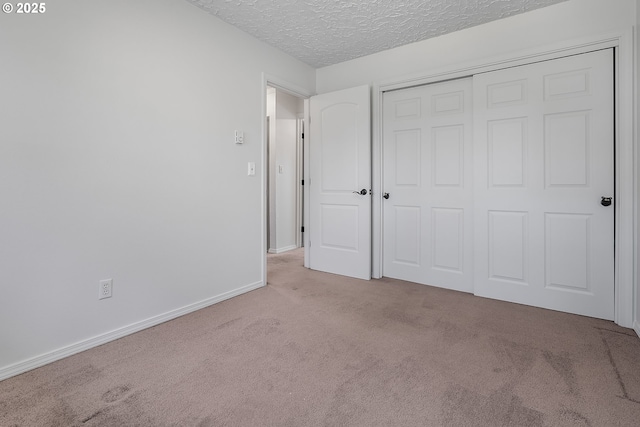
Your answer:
(186, 0), (568, 68)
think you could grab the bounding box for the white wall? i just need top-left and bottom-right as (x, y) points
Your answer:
(317, 0), (636, 93)
(0, 0), (315, 378)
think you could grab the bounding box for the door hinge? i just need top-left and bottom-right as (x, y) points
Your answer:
(301, 180), (304, 185)
(301, 132), (304, 139)
(301, 226), (305, 233)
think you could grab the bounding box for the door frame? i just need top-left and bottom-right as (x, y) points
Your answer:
(372, 29), (635, 328)
(295, 117), (305, 249)
(261, 74), (313, 282)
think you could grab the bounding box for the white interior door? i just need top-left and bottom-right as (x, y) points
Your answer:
(382, 78), (473, 292)
(473, 49), (614, 320)
(309, 85), (371, 280)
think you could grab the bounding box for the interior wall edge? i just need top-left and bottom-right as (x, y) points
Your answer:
(0, 280), (264, 382)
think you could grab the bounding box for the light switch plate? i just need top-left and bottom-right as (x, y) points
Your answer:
(248, 162), (255, 176)
(235, 130), (244, 144)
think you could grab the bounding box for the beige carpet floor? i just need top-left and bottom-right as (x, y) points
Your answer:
(1, 248), (639, 426)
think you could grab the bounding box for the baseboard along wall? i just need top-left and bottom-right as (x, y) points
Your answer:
(0, 281), (265, 382)
(268, 245), (298, 254)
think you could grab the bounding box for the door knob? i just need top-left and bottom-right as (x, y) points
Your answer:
(353, 189), (367, 195)
(383, 193), (390, 199)
(601, 197), (612, 207)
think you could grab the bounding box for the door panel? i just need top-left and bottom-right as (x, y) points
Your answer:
(320, 103), (359, 191)
(395, 130), (421, 186)
(433, 125), (464, 186)
(488, 211), (528, 283)
(383, 78), (473, 292)
(394, 206), (421, 265)
(432, 208), (464, 272)
(473, 49), (614, 320)
(488, 118), (527, 187)
(309, 85), (371, 280)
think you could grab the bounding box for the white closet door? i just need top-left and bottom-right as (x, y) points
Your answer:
(383, 78), (473, 293)
(309, 85), (371, 280)
(473, 49), (614, 320)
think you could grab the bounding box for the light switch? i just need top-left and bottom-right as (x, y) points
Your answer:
(235, 130), (244, 144)
(248, 162), (255, 176)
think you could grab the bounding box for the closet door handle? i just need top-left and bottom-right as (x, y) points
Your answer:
(383, 193), (390, 199)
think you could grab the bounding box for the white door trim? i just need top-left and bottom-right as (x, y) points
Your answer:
(295, 117), (304, 249)
(372, 29), (635, 328)
(261, 74), (314, 284)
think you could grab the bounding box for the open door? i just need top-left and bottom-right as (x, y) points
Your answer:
(309, 85), (371, 280)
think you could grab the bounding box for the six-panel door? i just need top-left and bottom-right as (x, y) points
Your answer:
(472, 49), (614, 320)
(382, 78), (474, 293)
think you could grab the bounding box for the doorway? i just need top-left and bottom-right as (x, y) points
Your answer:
(266, 86), (305, 255)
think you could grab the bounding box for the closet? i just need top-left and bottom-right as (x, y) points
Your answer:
(382, 49), (614, 320)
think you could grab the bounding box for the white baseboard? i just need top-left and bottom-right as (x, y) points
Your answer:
(0, 281), (264, 382)
(634, 320), (640, 339)
(268, 245), (298, 254)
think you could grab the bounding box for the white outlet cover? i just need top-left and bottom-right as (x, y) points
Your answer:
(99, 279), (113, 300)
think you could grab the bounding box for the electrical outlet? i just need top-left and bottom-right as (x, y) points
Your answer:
(99, 279), (113, 300)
